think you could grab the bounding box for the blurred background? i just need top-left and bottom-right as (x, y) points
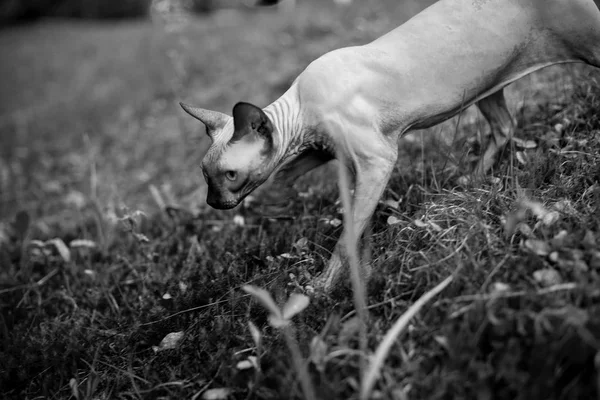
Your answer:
(0, 0), (233, 23)
(0, 0), (436, 224)
(0, 0), (578, 226)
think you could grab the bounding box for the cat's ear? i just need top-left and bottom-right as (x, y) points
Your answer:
(231, 102), (273, 142)
(180, 102), (229, 141)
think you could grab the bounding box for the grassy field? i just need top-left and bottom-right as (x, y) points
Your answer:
(1, 1), (600, 399)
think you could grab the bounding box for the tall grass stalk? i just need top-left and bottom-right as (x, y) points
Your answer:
(360, 275), (454, 400)
(242, 286), (316, 400)
(283, 325), (317, 400)
(323, 114), (370, 386)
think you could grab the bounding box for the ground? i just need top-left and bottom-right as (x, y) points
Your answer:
(1, 1), (600, 399)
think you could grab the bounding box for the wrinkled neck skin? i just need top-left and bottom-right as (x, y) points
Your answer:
(262, 84), (316, 181)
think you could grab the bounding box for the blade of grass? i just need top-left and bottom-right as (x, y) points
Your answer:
(360, 274), (453, 400)
(322, 112), (370, 383)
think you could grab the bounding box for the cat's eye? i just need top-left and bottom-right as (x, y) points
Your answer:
(225, 171), (237, 181)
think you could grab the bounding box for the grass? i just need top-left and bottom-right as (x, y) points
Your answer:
(1, 1), (600, 399)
